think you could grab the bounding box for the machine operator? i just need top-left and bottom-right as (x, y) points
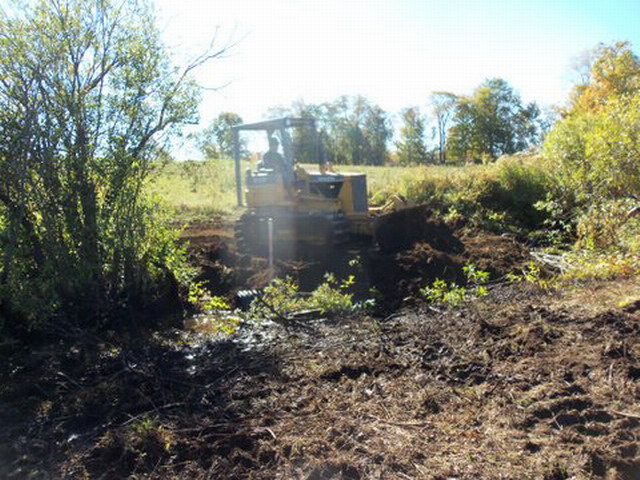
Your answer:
(262, 136), (296, 198)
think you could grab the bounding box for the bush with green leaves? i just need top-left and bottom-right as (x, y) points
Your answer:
(0, 0), (224, 330)
(421, 279), (468, 307)
(543, 96), (640, 204)
(541, 42), (640, 250)
(248, 273), (360, 322)
(308, 273), (355, 315)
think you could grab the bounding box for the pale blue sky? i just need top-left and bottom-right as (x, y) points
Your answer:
(153, 0), (640, 154)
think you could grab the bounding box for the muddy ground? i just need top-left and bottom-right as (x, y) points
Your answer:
(1, 209), (640, 479)
(2, 279), (640, 479)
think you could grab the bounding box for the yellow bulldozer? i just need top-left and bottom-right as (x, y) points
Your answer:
(231, 117), (406, 257)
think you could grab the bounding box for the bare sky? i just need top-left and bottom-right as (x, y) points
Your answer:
(153, 0), (640, 156)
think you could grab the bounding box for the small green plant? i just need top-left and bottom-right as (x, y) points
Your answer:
(126, 415), (174, 455)
(534, 195), (576, 245)
(420, 263), (490, 307)
(506, 260), (551, 288)
(463, 263), (490, 285)
(505, 272), (523, 283)
(308, 273), (354, 315)
(522, 261), (542, 284)
(247, 270), (378, 321)
(202, 295), (231, 312)
(421, 279), (468, 306)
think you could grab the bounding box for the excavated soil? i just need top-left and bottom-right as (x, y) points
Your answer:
(181, 206), (531, 305)
(2, 280), (640, 478)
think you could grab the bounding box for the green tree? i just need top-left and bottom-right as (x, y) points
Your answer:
(429, 92), (457, 164)
(322, 95), (391, 165)
(0, 0), (224, 328)
(446, 79), (541, 162)
(445, 96), (477, 162)
(197, 112), (246, 159)
(568, 41), (640, 114)
(361, 103), (391, 166)
(396, 107), (428, 165)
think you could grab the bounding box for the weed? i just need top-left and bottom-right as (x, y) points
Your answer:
(420, 263), (490, 307)
(559, 251), (639, 282)
(506, 260), (552, 289)
(421, 279), (468, 306)
(308, 273), (354, 315)
(247, 269), (380, 321)
(463, 263), (490, 285)
(125, 415), (174, 456)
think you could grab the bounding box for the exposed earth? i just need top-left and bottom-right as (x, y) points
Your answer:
(1, 209), (639, 479)
(182, 205), (531, 307)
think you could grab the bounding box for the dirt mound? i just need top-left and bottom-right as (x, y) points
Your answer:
(370, 229), (529, 303)
(375, 204), (464, 254)
(180, 209), (530, 307)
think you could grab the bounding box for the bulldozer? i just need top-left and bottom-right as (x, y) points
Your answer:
(231, 117), (402, 257)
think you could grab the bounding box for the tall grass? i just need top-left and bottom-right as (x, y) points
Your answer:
(372, 154), (551, 231)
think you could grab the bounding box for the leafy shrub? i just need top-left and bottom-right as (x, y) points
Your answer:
(248, 273), (362, 322)
(308, 273), (354, 315)
(574, 199), (639, 250)
(549, 200), (640, 282)
(489, 155), (551, 228)
(255, 277), (305, 317)
(543, 96), (640, 203)
(421, 279), (468, 306)
(506, 260), (551, 289)
(420, 263), (490, 307)
(559, 251), (639, 282)
(0, 0), (215, 331)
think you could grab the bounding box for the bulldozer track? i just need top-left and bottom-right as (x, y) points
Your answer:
(234, 212), (351, 258)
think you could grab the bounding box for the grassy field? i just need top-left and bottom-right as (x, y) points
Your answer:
(148, 158), (516, 223)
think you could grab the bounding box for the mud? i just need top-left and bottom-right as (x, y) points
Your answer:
(2, 281), (640, 478)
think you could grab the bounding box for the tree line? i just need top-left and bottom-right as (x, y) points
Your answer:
(198, 79), (547, 166)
